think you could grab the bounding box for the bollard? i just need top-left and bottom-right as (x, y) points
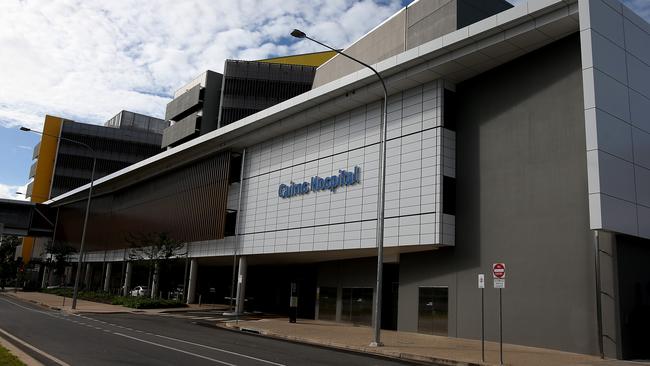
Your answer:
(198, 294), (202, 307)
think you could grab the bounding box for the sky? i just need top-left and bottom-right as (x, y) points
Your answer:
(0, 0), (649, 200)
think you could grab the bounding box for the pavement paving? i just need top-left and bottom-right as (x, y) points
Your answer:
(221, 318), (649, 366)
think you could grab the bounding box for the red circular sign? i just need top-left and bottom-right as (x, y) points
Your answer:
(493, 263), (506, 278)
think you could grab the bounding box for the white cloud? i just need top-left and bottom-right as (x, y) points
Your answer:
(0, 183), (29, 201)
(0, 0), (402, 130)
(1, 0), (648, 133)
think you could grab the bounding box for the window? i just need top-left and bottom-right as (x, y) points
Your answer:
(443, 176), (456, 215)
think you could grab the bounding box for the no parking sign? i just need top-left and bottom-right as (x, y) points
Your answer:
(492, 263), (506, 288)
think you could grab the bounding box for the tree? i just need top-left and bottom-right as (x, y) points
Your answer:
(0, 235), (21, 290)
(43, 241), (77, 287)
(126, 232), (186, 299)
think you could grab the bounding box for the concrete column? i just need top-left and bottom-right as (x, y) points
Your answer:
(41, 266), (49, 289)
(151, 262), (160, 299)
(186, 258), (198, 304)
(235, 256), (247, 314)
(83, 263), (92, 289)
(336, 286), (343, 322)
(103, 262), (112, 292)
(123, 262), (132, 296)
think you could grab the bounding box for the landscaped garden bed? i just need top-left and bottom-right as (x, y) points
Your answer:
(42, 288), (186, 309)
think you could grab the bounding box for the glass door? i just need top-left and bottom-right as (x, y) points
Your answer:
(418, 286), (448, 336)
(317, 287), (337, 321)
(341, 287), (374, 326)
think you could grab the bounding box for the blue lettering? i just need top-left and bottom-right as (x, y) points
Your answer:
(279, 166), (361, 198)
(278, 184), (288, 198)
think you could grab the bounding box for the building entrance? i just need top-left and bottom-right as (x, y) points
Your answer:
(417, 286), (448, 336)
(617, 235), (650, 360)
(341, 287), (374, 326)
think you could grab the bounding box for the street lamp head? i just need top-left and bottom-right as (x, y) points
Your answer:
(290, 29), (306, 39)
(19, 126), (31, 132)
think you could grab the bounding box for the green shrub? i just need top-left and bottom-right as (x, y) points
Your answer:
(41, 288), (185, 309)
(110, 296), (185, 309)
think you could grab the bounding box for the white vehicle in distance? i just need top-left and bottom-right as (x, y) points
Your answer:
(130, 286), (149, 297)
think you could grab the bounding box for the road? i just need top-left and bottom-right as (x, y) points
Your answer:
(0, 294), (414, 366)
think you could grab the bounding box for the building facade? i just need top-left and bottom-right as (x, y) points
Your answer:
(162, 52), (336, 148)
(22, 112), (167, 262)
(42, 0), (650, 360)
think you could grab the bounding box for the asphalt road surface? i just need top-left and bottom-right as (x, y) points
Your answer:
(0, 294), (415, 366)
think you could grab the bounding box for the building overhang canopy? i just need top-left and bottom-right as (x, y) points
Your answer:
(47, 0), (579, 206)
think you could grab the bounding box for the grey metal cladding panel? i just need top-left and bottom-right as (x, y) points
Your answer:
(407, 0), (455, 27)
(457, 0), (513, 29)
(29, 161), (37, 178)
(407, 1), (458, 49)
(32, 142), (40, 159)
(165, 84), (202, 121)
(313, 10), (406, 87)
(400, 35), (594, 355)
(26, 181), (34, 197)
(161, 114), (199, 148)
(201, 70), (223, 134)
(61, 127), (162, 146)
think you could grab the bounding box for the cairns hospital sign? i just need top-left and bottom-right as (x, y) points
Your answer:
(278, 166), (361, 198)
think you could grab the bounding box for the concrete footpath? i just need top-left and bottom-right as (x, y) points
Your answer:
(222, 318), (649, 366)
(2, 290), (226, 314)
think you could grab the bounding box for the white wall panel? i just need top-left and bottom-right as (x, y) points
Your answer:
(233, 79), (450, 254)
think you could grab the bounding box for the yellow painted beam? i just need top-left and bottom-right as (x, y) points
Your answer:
(22, 115), (62, 263)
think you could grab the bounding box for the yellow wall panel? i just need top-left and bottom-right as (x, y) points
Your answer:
(257, 51), (337, 67)
(23, 115), (62, 263)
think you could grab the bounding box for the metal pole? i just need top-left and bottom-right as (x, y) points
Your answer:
(594, 230), (605, 359)
(481, 287), (485, 363)
(499, 288), (503, 365)
(230, 149), (246, 311)
(71, 150), (96, 309)
(293, 31), (389, 347)
(182, 248), (189, 301)
(19, 127), (96, 311)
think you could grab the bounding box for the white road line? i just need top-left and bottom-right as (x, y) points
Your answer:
(0, 326), (71, 366)
(112, 332), (236, 366)
(3, 297), (284, 366)
(0, 297), (52, 315)
(84, 315), (286, 366)
(150, 333), (286, 366)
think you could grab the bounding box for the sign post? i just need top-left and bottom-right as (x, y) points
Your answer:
(289, 282), (298, 323)
(478, 274), (485, 362)
(492, 263), (506, 365)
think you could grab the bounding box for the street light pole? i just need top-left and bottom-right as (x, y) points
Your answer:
(290, 29), (388, 347)
(20, 126), (96, 310)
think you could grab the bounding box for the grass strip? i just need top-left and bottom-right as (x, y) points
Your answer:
(0, 344), (25, 366)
